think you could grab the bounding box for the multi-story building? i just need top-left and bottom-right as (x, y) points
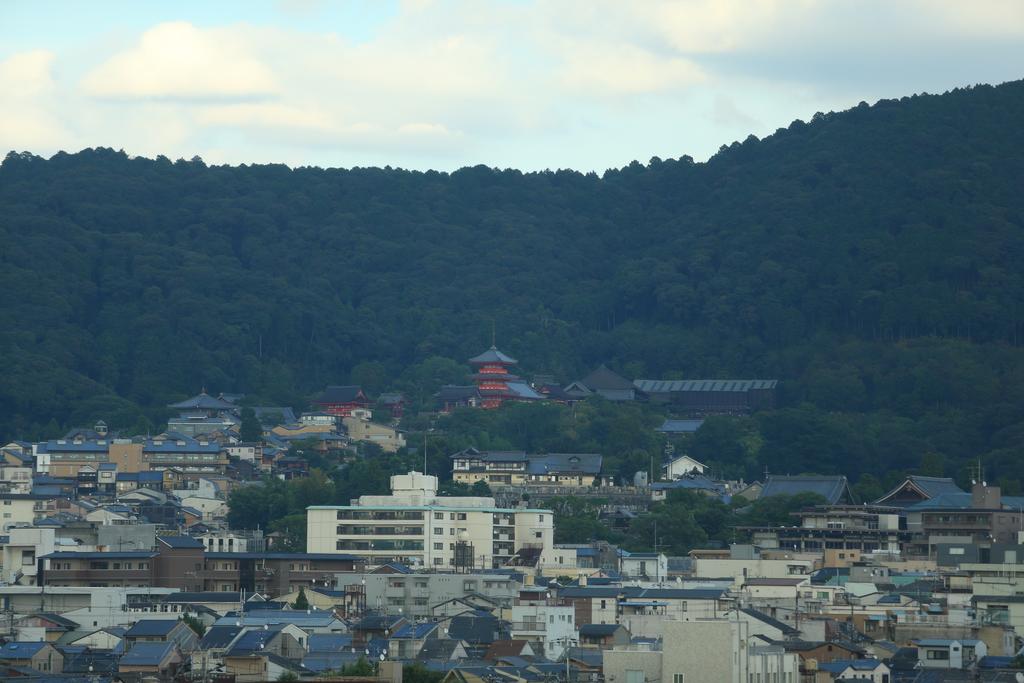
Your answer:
(343, 410), (406, 453)
(905, 483), (1024, 557)
(336, 570), (522, 618)
(450, 448), (604, 488)
(307, 471), (554, 569)
(38, 544), (360, 596)
(742, 505), (907, 554)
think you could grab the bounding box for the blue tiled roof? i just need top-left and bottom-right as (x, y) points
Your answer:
(120, 641), (177, 666)
(818, 659), (885, 673)
(226, 627), (283, 655)
(390, 622), (438, 639)
(0, 641), (48, 658)
(126, 620), (180, 638)
(307, 633), (352, 652)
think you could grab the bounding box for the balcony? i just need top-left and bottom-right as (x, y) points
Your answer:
(336, 526), (424, 536)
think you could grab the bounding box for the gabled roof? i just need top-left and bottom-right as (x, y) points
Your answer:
(874, 476), (966, 506)
(578, 365), (634, 391)
(0, 641), (49, 658)
(225, 627), (284, 655)
(199, 624), (245, 649)
(315, 385), (367, 404)
(167, 392), (237, 411)
(307, 633), (353, 653)
(759, 475), (853, 504)
(468, 346), (518, 365)
(120, 641), (178, 666)
(126, 620), (182, 638)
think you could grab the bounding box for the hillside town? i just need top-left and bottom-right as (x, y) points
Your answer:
(0, 348), (1020, 683)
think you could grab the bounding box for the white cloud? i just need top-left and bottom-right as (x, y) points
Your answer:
(0, 50), (71, 150)
(3, 1), (1022, 169)
(81, 21), (278, 100)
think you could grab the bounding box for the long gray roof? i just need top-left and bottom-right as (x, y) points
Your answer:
(635, 379), (778, 392)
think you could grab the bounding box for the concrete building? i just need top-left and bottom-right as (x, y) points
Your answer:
(0, 527), (56, 585)
(307, 471), (554, 569)
(450, 448), (604, 489)
(509, 597), (577, 660)
(335, 570), (521, 618)
(661, 620), (800, 683)
(343, 410), (406, 453)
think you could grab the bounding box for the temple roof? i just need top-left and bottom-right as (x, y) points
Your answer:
(314, 386), (367, 404)
(468, 346), (518, 365)
(167, 392), (237, 411)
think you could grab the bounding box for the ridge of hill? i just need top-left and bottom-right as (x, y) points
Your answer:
(1, 79), (1023, 487)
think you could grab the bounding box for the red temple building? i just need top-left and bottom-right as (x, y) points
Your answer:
(313, 385), (371, 417)
(468, 346), (543, 409)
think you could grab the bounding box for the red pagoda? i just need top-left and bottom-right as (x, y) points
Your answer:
(468, 346), (523, 409)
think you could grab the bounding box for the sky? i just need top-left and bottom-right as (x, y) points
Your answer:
(1, 0), (1022, 172)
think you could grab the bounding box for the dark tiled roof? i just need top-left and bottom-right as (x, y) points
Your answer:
(437, 385), (482, 401)
(579, 365), (634, 391)
(199, 624), (244, 649)
(579, 624), (623, 637)
(468, 346), (518, 365)
(739, 607), (800, 636)
(167, 392), (237, 410)
(634, 379), (778, 392)
(526, 453), (602, 476)
(158, 535), (204, 549)
(126, 620), (179, 638)
(120, 641), (177, 666)
(315, 386), (366, 404)
(759, 475), (852, 504)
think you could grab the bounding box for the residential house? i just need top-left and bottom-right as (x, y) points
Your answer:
(0, 641), (65, 673)
(912, 639), (987, 669)
(118, 641), (183, 677)
(124, 619), (200, 652)
(343, 409), (406, 453)
(662, 453), (706, 479)
(578, 623), (630, 649)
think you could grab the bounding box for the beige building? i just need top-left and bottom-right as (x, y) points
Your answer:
(0, 494), (46, 531)
(450, 448), (603, 489)
(343, 410), (406, 453)
(307, 471), (553, 569)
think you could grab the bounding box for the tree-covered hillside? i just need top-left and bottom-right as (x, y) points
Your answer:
(1, 80), (1023, 486)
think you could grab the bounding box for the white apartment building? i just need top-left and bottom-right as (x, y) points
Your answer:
(307, 471), (554, 569)
(510, 601), (577, 660)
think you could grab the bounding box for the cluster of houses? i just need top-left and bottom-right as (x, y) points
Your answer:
(2, 458), (1024, 681)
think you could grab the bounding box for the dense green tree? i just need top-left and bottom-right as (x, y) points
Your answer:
(239, 407), (263, 442)
(1, 81), (1023, 489)
(292, 587), (310, 610)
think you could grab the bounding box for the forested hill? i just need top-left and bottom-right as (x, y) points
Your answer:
(2, 80), (1024, 485)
